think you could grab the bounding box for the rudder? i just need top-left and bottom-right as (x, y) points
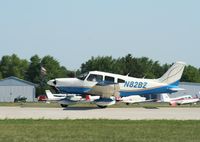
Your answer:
(158, 61), (186, 85)
(45, 90), (54, 99)
(160, 93), (171, 102)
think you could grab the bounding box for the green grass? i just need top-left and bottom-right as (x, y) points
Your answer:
(0, 119), (199, 142)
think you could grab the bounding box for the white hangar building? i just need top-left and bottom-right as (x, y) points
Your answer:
(0, 76), (37, 102)
(173, 82), (200, 97)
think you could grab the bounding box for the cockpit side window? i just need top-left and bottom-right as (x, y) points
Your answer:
(117, 78), (125, 83)
(105, 76), (115, 83)
(87, 74), (103, 82)
(77, 72), (89, 80)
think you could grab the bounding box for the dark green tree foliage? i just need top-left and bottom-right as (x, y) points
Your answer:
(81, 56), (117, 73)
(80, 54), (200, 82)
(81, 54), (165, 79)
(0, 54), (29, 79)
(0, 72), (2, 79)
(41, 55), (69, 80)
(182, 65), (200, 82)
(0, 54), (71, 96)
(26, 55), (41, 83)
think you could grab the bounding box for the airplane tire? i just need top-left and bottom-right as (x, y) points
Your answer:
(60, 104), (68, 108)
(97, 105), (107, 108)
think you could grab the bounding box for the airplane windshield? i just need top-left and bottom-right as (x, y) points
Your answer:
(77, 72), (89, 80)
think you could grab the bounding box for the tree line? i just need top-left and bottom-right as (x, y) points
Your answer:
(0, 54), (73, 95)
(0, 54), (200, 95)
(80, 54), (200, 82)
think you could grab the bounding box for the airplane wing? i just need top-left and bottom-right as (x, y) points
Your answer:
(86, 81), (120, 98)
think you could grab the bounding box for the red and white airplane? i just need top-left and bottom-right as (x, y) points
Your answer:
(160, 93), (199, 106)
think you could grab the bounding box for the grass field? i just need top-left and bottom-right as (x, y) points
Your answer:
(0, 119), (199, 142)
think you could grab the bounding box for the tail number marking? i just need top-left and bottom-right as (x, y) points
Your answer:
(124, 81), (147, 88)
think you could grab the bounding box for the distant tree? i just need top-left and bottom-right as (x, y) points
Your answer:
(182, 65), (200, 82)
(80, 54), (167, 79)
(0, 54), (28, 79)
(41, 55), (69, 80)
(30, 55), (69, 95)
(81, 56), (116, 73)
(150, 61), (164, 78)
(26, 55), (41, 83)
(25, 55), (71, 96)
(0, 55), (10, 77)
(80, 54), (200, 83)
(0, 72), (2, 79)
(119, 54), (136, 76)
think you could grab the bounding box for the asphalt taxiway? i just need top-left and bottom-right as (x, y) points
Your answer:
(0, 107), (200, 120)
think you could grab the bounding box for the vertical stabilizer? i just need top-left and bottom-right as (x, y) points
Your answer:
(160, 93), (171, 102)
(159, 61), (186, 85)
(45, 90), (54, 99)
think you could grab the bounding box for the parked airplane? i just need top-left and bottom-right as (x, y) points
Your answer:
(160, 93), (199, 106)
(45, 90), (67, 101)
(46, 90), (149, 106)
(46, 90), (102, 106)
(47, 61), (186, 108)
(117, 95), (147, 105)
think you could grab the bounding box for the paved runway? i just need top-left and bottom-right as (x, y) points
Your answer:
(0, 107), (200, 120)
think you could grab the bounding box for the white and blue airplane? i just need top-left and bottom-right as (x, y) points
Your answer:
(47, 61), (186, 108)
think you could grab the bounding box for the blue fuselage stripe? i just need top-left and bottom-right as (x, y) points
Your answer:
(120, 86), (173, 97)
(57, 81), (178, 97)
(58, 87), (91, 94)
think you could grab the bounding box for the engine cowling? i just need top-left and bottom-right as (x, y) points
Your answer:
(95, 97), (116, 108)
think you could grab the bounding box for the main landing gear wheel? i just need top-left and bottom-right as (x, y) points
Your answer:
(97, 105), (107, 108)
(60, 104), (68, 108)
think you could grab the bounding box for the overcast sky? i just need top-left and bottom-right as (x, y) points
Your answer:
(0, 0), (199, 70)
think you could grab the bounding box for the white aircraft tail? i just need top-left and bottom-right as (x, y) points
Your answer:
(45, 90), (55, 99)
(158, 61), (186, 85)
(160, 93), (171, 102)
